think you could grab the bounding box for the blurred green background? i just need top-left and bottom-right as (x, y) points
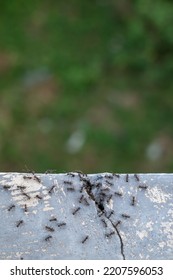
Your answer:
(0, 0), (173, 173)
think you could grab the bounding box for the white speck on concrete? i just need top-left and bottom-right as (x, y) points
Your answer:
(147, 187), (170, 203)
(136, 230), (148, 239)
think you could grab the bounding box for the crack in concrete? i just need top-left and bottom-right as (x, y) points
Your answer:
(109, 219), (125, 260)
(83, 177), (126, 260)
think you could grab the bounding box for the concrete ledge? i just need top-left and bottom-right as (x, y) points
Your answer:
(0, 172), (172, 259)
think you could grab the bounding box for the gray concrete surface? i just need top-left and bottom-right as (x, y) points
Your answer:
(0, 172), (172, 260)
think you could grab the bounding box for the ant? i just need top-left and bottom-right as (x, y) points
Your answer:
(24, 204), (28, 212)
(45, 235), (52, 241)
(101, 219), (107, 228)
(79, 195), (84, 203)
(106, 210), (114, 219)
(81, 235), (89, 244)
(35, 194), (42, 199)
(49, 217), (57, 222)
(64, 181), (72, 185)
(67, 187), (75, 192)
(113, 173), (120, 178)
(33, 175), (41, 183)
(114, 191), (123, 197)
(8, 205), (15, 211)
(45, 226), (55, 232)
(105, 231), (115, 238)
(105, 174), (113, 179)
(66, 172), (75, 177)
(138, 185), (148, 190)
(3, 185), (11, 190)
(16, 220), (23, 227)
(48, 185), (56, 194)
(22, 192), (31, 200)
(121, 214), (130, 219)
(107, 194), (113, 203)
(114, 220), (121, 227)
(134, 174), (140, 181)
(23, 175), (33, 180)
(105, 180), (113, 186)
(17, 186), (26, 190)
(57, 222), (66, 227)
(131, 196), (136, 206)
(72, 207), (81, 215)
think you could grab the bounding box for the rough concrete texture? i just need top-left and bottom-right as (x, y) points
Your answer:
(0, 172), (172, 260)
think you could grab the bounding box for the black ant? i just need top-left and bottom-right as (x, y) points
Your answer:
(57, 222), (66, 227)
(79, 195), (84, 203)
(49, 217), (57, 222)
(16, 220), (23, 227)
(24, 204), (28, 212)
(8, 205), (15, 211)
(106, 210), (114, 219)
(22, 192), (31, 200)
(45, 235), (52, 241)
(72, 207), (81, 215)
(114, 220), (121, 227)
(131, 196), (136, 206)
(105, 174), (113, 179)
(23, 175), (33, 180)
(101, 219), (107, 228)
(17, 186), (26, 190)
(138, 185), (148, 190)
(45, 226), (55, 232)
(35, 194), (42, 199)
(33, 175), (41, 183)
(67, 187), (75, 192)
(79, 185), (84, 193)
(105, 180), (113, 186)
(122, 214), (130, 219)
(113, 173), (120, 178)
(114, 191), (123, 197)
(134, 174), (140, 181)
(107, 194), (113, 203)
(66, 172), (75, 177)
(48, 185), (56, 194)
(126, 174), (129, 182)
(3, 185), (11, 190)
(105, 231), (115, 238)
(64, 181), (72, 185)
(81, 235), (89, 244)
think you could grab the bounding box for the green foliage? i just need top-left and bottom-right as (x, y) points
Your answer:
(0, 0), (173, 172)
